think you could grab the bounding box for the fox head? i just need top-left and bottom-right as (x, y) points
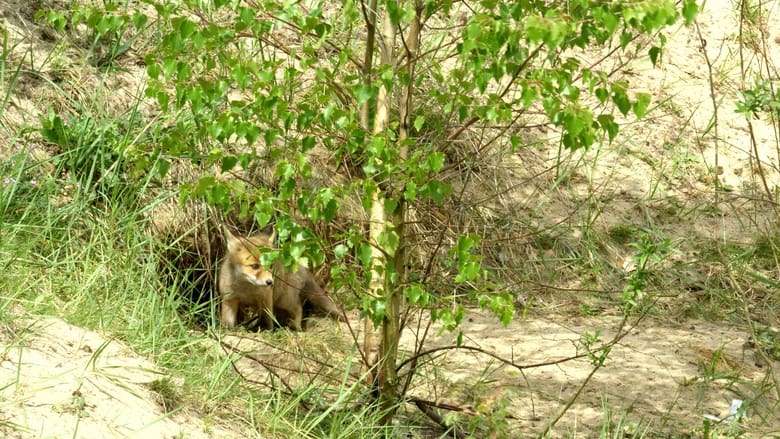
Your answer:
(223, 226), (276, 287)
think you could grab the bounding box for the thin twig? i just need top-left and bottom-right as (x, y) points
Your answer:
(410, 397), (470, 439)
(538, 304), (653, 437)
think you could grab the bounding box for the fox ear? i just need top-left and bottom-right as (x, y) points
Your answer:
(222, 226), (240, 250)
(258, 224), (276, 244)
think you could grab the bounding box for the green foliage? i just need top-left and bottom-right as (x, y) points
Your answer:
(39, 111), (131, 197)
(41, 3), (145, 68)
(451, 0), (690, 150)
(90, 0), (695, 423)
(0, 152), (49, 221)
(752, 323), (780, 361)
(579, 330), (610, 367)
(452, 234), (482, 284)
(449, 235), (514, 326)
(621, 229), (676, 313)
(34, 0), (698, 430)
(736, 79), (780, 120)
(128, 0), (694, 222)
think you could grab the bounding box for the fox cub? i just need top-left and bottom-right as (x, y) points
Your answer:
(218, 226), (344, 331)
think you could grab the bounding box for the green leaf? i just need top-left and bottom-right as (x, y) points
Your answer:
(384, 197), (397, 215)
(594, 87), (608, 104)
(510, 135), (521, 152)
(648, 46), (661, 66)
(460, 21), (480, 54)
(132, 12), (147, 30)
(161, 57), (176, 80)
(45, 11), (67, 31)
(451, 234), (483, 283)
(174, 17), (197, 39)
(593, 8), (618, 35)
(422, 179), (451, 205)
(156, 91), (169, 112)
(378, 230), (399, 257)
(455, 261), (480, 283)
(322, 198), (338, 222)
(682, 0), (699, 25)
(521, 85), (538, 107)
(358, 243), (373, 267)
(231, 64), (249, 88)
(221, 155), (238, 172)
(334, 244), (349, 260)
(404, 181), (417, 202)
(612, 87), (631, 116)
(253, 201), (273, 228)
(487, 295), (515, 326)
(302, 136), (316, 151)
(633, 93), (652, 118)
(176, 62), (191, 82)
(525, 15), (546, 45)
(597, 114), (619, 141)
(431, 306), (465, 332)
(563, 107), (590, 136)
(414, 115), (425, 131)
(405, 284), (430, 306)
(454, 234), (477, 255)
(235, 6), (255, 32)
(425, 152), (445, 173)
(353, 84), (374, 106)
(619, 30), (632, 49)
(208, 182), (230, 208)
(155, 158), (171, 178)
(370, 298), (386, 324)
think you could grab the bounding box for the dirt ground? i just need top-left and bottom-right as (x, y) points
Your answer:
(223, 310), (780, 437)
(0, 317), (234, 438)
(5, 311), (776, 437)
(2, 0), (780, 438)
(401, 311), (778, 436)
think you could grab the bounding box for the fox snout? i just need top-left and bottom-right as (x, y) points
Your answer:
(246, 272), (274, 287)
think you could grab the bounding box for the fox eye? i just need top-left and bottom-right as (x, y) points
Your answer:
(249, 263), (261, 270)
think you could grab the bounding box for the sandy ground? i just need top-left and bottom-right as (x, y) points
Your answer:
(0, 317), (236, 438)
(2, 311), (778, 437)
(403, 311), (778, 436)
(221, 310), (780, 436)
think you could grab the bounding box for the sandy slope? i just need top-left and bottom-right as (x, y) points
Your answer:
(0, 317), (233, 439)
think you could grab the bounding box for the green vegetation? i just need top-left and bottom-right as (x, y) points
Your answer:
(1, 0), (779, 437)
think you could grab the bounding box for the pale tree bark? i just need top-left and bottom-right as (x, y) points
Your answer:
(361, 0), (423, 421)
(377, 0), (423, 421)
(358, 0), (379, 384)
(369, 8), (397, 416)
(362, 0), (396, 398)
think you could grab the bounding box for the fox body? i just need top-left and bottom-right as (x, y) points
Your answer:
(218, 227), (344, 331)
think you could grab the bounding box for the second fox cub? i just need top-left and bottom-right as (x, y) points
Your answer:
(218, 226), (344, 331)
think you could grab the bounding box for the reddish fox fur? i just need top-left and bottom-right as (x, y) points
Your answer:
(218, 227), (344, 330)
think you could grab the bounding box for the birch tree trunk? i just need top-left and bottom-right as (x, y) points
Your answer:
(360, 0), (425, 421)
(363, 3), (396, 409)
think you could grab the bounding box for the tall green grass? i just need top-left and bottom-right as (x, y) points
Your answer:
(0, 151), (380, 437)
(0, 19), (405, 433)
(0, 109), (416, 437)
